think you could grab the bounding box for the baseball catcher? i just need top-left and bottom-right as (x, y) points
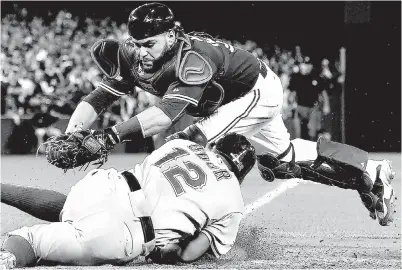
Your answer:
(42, 2), (394, 227)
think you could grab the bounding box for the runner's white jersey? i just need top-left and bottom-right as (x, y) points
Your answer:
(130, 139), (245, 257)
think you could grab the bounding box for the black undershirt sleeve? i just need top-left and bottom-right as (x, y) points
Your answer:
(82, 86), (121, 115)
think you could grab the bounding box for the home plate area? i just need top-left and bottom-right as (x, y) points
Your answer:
(1, 153), (400, 269)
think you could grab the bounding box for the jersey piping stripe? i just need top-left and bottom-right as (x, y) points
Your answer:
(99, 82), (125, 96)
(163, 94), (199, 106)
(136, 116), (146, 135)
(202, 229), (221, 258)
(208, 88), (260, 142)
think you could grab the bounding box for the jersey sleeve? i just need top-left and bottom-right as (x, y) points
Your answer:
(99, 76), (134, 97)
(155, 81), (209, 122)
(200, 212), (243, 258)
(156, 68), (217, 121)
(163, 81), (208, 107)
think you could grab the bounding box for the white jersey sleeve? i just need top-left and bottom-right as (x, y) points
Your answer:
(201, 212), (243, 258)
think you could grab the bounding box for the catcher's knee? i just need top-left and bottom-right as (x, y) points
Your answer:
(257, 155), (276, 182)
(257, 148), (302, 182)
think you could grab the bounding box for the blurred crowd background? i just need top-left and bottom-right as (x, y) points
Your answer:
(0, 5), (356, 154)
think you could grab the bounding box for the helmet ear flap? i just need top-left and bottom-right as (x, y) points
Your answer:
(166, 30), (176, 49)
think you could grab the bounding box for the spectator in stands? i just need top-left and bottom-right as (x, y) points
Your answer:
(289, 57), (330, 140)
(1, 81), (9, 115)
(280, 73), (298, 140)
(1, 4), (340, 152)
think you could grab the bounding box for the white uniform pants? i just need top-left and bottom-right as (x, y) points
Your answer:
(195, 63), (381, 182)
(8, 169), (146, 266)
(196, 65), (292, 157)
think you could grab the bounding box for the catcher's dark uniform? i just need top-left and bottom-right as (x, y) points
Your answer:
(41, 0), (395, 235)
(86, 32), (377, 195)
(87, 32), (265, 123)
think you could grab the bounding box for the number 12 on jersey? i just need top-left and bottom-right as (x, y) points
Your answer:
(154, 147), (231, 196)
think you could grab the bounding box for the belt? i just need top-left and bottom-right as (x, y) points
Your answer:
(121, 171), (155, 243)
(121, 170), (141, 192)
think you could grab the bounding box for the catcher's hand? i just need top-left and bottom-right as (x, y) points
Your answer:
(43, 128), (119, 170)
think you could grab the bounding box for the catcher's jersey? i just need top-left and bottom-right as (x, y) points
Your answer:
(130, 139), (245, 258)
(98, 32), (264, 108)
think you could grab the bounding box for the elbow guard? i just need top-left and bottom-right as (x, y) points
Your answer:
(91, 39), (121, 79)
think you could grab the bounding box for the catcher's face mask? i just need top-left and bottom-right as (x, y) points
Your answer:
(128, 2), (177, 73)
(131, 32), (174, 73)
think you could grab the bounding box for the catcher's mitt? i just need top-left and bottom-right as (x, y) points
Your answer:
(43, 129), (116, 171)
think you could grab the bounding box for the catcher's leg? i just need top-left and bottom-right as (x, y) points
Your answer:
(193, 71), (287, 149)
(256, 136), (396, 226)
(368, 160), (396, 226)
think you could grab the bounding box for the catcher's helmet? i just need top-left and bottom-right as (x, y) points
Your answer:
(214, 133), (256, 183)
(128, 2), (175, 40)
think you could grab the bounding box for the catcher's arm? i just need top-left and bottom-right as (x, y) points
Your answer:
(65, 101), (98, 133)
(66, 87), (120, 133)
(114, 106), (173, 140)
(66, 38), (136, 134)
(118, 50), (218, 142)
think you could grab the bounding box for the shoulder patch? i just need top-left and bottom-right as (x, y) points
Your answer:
(178, 51), (213, 85)
(90, 39), (121, 79)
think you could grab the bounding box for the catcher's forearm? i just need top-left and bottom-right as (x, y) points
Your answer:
(115, 106), (172, 140)
(65, 101), (98, 133)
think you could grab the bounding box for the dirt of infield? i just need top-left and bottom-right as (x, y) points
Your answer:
(1, 153), (401, 269)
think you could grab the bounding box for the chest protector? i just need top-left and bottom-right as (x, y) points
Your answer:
(91, 37), (224, 117)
